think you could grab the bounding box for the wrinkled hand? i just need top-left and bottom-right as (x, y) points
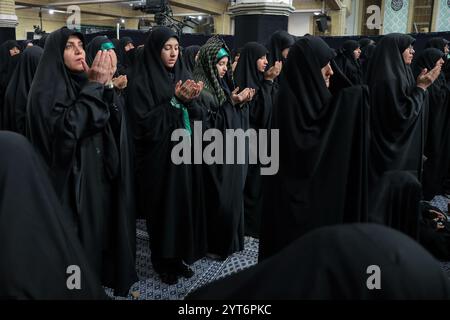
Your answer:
(175, 80), (204, 103)
(264, 61), (283, 81)
(83, 50), (114, 85)
(231, 87), (256, 105)
(417, 63), (441, 91)
(113, 75), (128, 90)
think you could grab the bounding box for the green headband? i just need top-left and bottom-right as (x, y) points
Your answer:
(100, 41), (115, 51)
(216, 47), (229, 61)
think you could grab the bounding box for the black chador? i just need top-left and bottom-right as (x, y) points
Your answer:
(127, 27), (207, 284)
(0, 132), (107, 300)
(3, 46), (43, 134)
(193, 36), (248, 259)
(413, 48), (449, 200)
(334, 40), (363, 85)
(366, 34), (427, 187)
(187, 224), (450, 300)
(259, 36), (369, 261)
(27, 28), (137, 296)
(234, 42), (274, 238)
(0, 40), (21, 129)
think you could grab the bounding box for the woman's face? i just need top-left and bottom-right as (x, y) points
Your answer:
(63, 35), (85, 72)
(124, 42), (134, 52)
(402, 45), (415, 65)
(256, 55), (268, 73)
(353, 47), (361, 60)
(216, 56), (228, 78)
(321, 62), (334, 88)
(444, 44), (449, 55)
(9, 46), (20, 56)
(282, 47), (290, 59)
(160, 37), (179, 69)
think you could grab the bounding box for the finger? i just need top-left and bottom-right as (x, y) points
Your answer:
(81, 59), (90, 73)
(232, 87), (239, 94)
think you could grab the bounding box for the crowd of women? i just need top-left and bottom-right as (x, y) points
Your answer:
(1, 26), (450, 299)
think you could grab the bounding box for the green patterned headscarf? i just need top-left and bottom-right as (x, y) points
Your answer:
(193, 36), (233, 105)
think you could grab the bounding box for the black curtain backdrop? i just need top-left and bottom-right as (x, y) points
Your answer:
(234, 15), (289, 49)
(83, 29), (234, 50)
(0, 27), (16, 44)
(81, 30), (450, 54)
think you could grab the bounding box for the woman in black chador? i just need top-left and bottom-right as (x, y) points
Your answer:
(412, 48), (448, 200)
(182, 45), (201, 74)
(366, 34), (441, 188)
(187, 224), (450, 300)
(27, 27), (137, 296)
(0, 131), (107, 300)
(127, 27), (206, 285)
(3, 46), (43, 134)
(193, 36), (255, 259)
(258, 36), (370, 261)
(0, 40), (21, 129)
(334, 40), (363, 85)
(234, 42), (280, 238)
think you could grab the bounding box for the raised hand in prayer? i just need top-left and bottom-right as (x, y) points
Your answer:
(175, 80), (204, 103)
(416, 63), (442, 91)
(113, 75), (128, 90)
(264, 61), (283, 81)
(82, 50), (114, 85)
(231, 87), (256, 105)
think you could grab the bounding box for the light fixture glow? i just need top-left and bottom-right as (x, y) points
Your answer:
(49, 9), (55, 14)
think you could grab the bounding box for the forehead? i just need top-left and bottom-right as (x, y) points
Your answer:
(164, 37), (179, 46)
(67, 35), (82, 43)
(217, 56), (228, 63)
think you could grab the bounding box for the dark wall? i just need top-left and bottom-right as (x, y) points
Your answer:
(234, 14), (288, 49)
(321, 32), (450, 51)
(84, 30), (234, 50)
(0, 27), (16, 44)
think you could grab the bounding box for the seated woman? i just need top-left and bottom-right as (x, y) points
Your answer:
(27, 27), (137, 296)
(0, 131), (106, 300)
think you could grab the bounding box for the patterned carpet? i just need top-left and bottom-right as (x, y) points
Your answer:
(105, 196), (450, 300)
(105, 220), (259, 300)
